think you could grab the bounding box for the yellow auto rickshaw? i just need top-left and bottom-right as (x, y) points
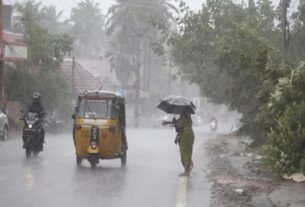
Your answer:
(72, 90), (127, 169)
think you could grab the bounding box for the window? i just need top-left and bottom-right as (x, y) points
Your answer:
(78, 99), (116, 119)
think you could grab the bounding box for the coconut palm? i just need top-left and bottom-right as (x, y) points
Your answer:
(40, 5), (66, 33)
(106, 0), (178, 127)
(70, 0), (105, 55)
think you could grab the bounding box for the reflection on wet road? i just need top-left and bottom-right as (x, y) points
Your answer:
(0, 126), (228, 207)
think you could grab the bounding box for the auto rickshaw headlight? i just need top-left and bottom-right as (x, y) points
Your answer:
(29, 124), (33, 129)
(91, 141), (97, 149)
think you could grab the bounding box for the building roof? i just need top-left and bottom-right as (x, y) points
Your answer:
(60, 60), (102, 94)
(77, 59), (120, 87)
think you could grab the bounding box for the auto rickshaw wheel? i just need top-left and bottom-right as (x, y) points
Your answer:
(120, 149), (127, 166)
(89, 156), (97, 169)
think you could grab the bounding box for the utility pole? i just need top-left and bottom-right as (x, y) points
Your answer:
(167, 57), (171, 94)
(0, 0), (4, 110)
(281, 0), (289, 64)
(72, 56), (75, 96)
(248, 0), (255, 8)
(134, 54), (140, 128)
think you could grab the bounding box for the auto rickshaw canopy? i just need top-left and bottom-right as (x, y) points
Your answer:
(78, 90), (125, 102)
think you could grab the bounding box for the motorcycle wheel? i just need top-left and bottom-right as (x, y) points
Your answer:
(26, 148), (31, 158)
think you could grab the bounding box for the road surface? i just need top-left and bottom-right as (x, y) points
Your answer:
(0, 126), (227, 207)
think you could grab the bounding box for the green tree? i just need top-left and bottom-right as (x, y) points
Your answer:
(39, 5), (70, 33)
(263, 62), (305, 174)
(5, 67), (72, 118)
(171, 0), (281, 143)
(171, 0), (305, 174)
(70, 0), (105, 55)
(14, 1), (73, 69)
(106, 0), (178, 127)
(6, 1), (74, 119)
(288, 1), (305, 62)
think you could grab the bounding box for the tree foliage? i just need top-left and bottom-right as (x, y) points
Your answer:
(263, 62), (305, 174)
(6, 1), (73, 118)
(14, 1), (73, 69)
(171, 0), (305, 174)
(106, 0), (177, 87)
(5, 67), (72, 117)
(70, 0), (105, 55)
(171, 0), (277, 142)
(106, 0), (179, 126)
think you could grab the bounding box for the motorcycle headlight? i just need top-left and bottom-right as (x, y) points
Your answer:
(91, 141), (97, 149)
(29, 124), (33, 129)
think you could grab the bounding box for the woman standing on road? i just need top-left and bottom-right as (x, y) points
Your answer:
(164, 113), (195, 176)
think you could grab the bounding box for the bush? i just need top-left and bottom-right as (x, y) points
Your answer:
(264, 102), (305, 174)
(263, 62), (305, 174)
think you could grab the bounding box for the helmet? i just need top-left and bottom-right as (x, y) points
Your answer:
(32, 92), (41, 101)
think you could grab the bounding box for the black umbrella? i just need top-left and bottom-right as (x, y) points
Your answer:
(157, 95), (196, 114)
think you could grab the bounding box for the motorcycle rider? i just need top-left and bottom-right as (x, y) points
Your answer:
(22, 92), (45, 150)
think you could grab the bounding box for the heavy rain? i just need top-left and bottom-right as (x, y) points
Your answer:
(0, 0), (304, 207)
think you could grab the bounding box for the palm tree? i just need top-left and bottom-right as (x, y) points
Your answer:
(106, 0), (178, 127)
(70, 0), (105, 55)
(39, 5), (67, 33)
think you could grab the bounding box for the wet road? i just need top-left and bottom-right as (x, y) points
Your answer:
(0, 126), (228, 207)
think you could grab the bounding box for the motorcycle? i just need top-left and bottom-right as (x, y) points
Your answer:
(210, 120), (217, 132)
(21, 111), (45, 157)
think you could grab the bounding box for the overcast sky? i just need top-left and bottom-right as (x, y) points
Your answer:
(3, 0), (297, 21)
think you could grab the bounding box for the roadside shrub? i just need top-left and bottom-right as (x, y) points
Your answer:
(263, 62), (305, 174)
(264, 103), (305, 174)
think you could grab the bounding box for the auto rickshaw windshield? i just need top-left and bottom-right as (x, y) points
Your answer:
(78, 99), (116, 119)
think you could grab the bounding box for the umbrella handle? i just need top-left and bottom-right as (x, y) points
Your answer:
(162, 121), (173, 126)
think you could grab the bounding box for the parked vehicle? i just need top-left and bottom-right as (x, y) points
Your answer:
(72, 90), (128, 169)
(0, 110), (9, 141)
(21, 111), (45, 157)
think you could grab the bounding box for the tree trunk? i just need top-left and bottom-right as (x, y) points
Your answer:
(147, 47), (151, 92)
(143, 39), (148, 91)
